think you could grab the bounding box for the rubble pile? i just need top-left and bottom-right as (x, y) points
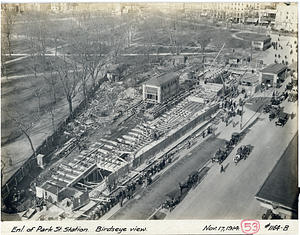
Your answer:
(64, 83), (141, 137)
(115, 87), (142, 110)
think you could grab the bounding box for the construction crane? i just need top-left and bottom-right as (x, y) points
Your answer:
(208, 43), (226, 71)
(206, 43), (227, 95)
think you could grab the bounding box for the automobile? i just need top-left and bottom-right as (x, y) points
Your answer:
(263, 104), (272, 113)
(275, 113), (288, 127)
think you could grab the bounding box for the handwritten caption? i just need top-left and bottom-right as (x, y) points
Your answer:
(11, 225), (147, 234)
(203, 224), (240, 233)
(202, 220), (291, 234)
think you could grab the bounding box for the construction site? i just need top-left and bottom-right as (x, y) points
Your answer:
(1, 3), (298, 222)
(2, 42), (244, 219)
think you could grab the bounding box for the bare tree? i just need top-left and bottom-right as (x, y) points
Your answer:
(54, 57), (80, 115)
(44, 91), (57, 132)
(24, 11), (50, 63)
(29, 77), (44, 117)
(4, 104), (36, 157)
(162, 19), (182, 55)
(1, 4), (16, 78)
(1, 4), (16, 56)
(1, 43), (8, 78)
(192, 30), (213, 63)
(40, 58), (59, 104)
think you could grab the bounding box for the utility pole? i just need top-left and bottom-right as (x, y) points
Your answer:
(240, 100), (244, 130)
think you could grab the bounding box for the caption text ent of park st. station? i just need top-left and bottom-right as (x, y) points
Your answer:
(11, 225), (147, 234)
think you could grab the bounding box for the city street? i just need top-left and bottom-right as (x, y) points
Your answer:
(166, 99), (297, 219)
(109, 136), (226, 220)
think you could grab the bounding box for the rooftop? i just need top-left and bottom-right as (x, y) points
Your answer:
(144, 72), (178, 87)
(261, 63), (286, 74)
(40, 181), (64, 195)
(255, 133), (298, 211)
(252, 36), (271, 41)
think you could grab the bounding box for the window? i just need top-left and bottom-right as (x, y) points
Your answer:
(286, 16), (288, 19)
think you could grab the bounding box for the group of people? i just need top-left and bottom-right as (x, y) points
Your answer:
(273, 38), (297, 66)
(221, 97), (241, 126)
(93, 154), (174, 219)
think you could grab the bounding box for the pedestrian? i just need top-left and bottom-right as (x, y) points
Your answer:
(220, 164), (224, 173)
(212, 129), (216, 138)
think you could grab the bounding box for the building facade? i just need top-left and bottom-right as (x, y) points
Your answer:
(274, 2), (298, 32)
(143, 73), (179, 103)
(259, 63), (287, 87)
(252, 36), (271, 51)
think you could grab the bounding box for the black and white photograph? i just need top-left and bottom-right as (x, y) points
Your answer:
(1, 2), (298, 229)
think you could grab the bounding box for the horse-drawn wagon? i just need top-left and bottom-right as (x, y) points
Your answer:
(275, 113), (288, 127)
(226, 132), (240, 147)
(162, 188), (181, 212)
(212, 147), (229, 164)
(233, 145), (251, 165)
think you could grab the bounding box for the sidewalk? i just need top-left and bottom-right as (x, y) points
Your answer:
(165, 92), (297, 219)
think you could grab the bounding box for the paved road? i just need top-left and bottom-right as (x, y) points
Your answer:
(166, 98), (297, 219)
(109, 136), (226, 220)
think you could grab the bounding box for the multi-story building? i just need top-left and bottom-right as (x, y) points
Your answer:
(216, 3), (263, 23)
(274, 2), (298, 32)
(50, 3), (71, 12)
(2, 3), (51, 13)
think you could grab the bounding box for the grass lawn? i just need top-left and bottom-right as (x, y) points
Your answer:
(1, 70), (65, 145)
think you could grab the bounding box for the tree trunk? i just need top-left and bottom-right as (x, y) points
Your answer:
(38, 97), (41, 116)
(67, 97), (72, 115)
(21, 128), (36, 157)
(51, 109), (55, 132)
(52, 84), (57, 104)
